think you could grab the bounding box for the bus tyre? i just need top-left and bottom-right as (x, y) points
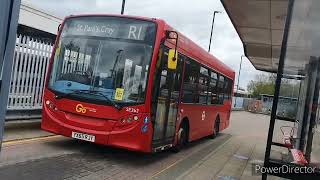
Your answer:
(210, 117), (220, 139)
(172, 124), (187, 153)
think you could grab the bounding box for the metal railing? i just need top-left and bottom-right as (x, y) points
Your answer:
(7, 35), (52, 110)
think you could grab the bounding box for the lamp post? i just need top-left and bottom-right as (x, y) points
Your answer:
(208, 11), (222, 52)
(234, 55), (245, 107)
(236, 55), (245, 92)
(121, 0), (126, 15)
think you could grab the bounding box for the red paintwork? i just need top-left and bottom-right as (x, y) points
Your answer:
(41, 14), (235, 153)
(290, 149), (308, 165)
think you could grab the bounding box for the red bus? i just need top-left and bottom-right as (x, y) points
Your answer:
(41, 14), (235, 153)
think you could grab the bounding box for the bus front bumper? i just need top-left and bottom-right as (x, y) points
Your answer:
(41, 107), (153, 153)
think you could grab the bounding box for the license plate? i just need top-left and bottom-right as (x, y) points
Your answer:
(71, 132), (95, 142)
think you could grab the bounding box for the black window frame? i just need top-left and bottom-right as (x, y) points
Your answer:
(181, 58), (200, 104)
(208, 70), (219, 105)
(180, 56), (234, 105)
(223, 78), (233, 100)
(199, 66), (209, 104)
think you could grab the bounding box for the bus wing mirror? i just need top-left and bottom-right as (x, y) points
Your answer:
(168, 49), (178, 70)
(165, 30), (178, 70)
(58, 24), (61, 33)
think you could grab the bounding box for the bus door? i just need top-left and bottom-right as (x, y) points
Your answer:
(151, 46), (183, 150)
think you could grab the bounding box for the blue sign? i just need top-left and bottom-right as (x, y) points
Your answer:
(141, 125), (148, 133)
(144, 117), (149, 124)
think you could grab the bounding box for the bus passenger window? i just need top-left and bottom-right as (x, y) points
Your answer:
(217, 75), (225, 104)
(209, 71), (218, 104)
(199, 67), (209, 104)
(224, 78), (232, 100)
(171, 54), (184, 101)
(224, 80), (229, 100)
(182, 60), (200, 104)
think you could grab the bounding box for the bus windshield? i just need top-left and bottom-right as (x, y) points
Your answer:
(48, 16), (156, 105)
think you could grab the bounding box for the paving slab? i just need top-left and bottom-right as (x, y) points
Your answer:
(151, 134), (232, 180)
(177, 137), (242, 180)
(168, 112), (287, 180)
(215, 137), (255, 179)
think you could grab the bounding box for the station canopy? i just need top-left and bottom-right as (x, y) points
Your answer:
(221, 0), (319, 76)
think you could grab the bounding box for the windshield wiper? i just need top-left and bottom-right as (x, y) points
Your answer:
(55, 89), (122, 110)
(54, 90), (79, 100)
(82, 90), (122, 110)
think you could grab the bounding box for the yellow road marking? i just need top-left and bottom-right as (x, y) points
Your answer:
(150, 136), (232, 178)
(3, 135), (61, 146)
(151, 158), (181, 178)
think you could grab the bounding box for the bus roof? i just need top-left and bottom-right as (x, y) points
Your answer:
(64, 14), (158, 23)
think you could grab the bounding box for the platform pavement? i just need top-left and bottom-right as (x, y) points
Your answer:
(3, 119), (53, 142)
(151, 135), (281, 180)
(151, 111), (285, 180)
(177, 111), (289, 180)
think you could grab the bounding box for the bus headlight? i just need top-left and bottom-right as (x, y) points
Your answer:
(120, 118), (126, 124)
(45, 100), (56, 110)
(114, 114), (142, 130)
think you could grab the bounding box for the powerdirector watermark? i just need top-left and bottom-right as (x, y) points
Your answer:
(252, 164), (319, 177)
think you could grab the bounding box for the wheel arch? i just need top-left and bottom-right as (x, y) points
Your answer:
(180, 117), (190, 141)
(215, 114), (221, 132)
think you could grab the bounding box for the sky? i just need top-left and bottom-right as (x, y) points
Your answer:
(24, 0), (262, 90)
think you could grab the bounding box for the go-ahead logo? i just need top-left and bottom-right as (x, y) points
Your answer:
(76, 104), (96, 113)
(76, 104), (86, 113)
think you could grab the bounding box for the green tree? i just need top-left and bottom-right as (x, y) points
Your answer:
(247, 74), (300, 98)
(247, 74), (275, 97)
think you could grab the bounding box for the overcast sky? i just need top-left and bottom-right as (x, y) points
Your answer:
(24, 0), (263, 90)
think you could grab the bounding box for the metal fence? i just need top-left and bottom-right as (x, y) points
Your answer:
(7, 35), (52, 110)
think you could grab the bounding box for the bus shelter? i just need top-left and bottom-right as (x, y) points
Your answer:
(221, 0), (320, 179)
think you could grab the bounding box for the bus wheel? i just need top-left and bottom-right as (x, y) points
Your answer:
(210, 117), (220, 139)
(172, 123), (188, 153)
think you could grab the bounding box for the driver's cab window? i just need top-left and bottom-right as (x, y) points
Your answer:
(53, 39), (151, 103)
(57, 46), (94, 85)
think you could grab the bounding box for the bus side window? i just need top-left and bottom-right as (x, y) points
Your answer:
(172, 54), (184, 101)
(209, 71), (218, 104)
(199, 66), (209, 104)
(224, 79), (230, 100)
(217, 75), (225, 104)
(225, 78), (233, 100)
(182, 59), (200, 104)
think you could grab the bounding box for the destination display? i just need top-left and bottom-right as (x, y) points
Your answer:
(62, 17), (156, 41)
